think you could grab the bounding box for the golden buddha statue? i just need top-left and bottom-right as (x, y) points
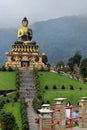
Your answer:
(18, 17), (32, 43)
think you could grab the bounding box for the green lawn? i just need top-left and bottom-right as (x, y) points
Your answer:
(43, 90), (87, 105)
(0, 71), (16, 90)
(39, 71), (87, 89)
(39, 71), (87, 105)
(3, 102), (22, 130)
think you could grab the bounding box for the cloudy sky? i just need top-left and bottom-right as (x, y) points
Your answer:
(0, 0), (87, 28)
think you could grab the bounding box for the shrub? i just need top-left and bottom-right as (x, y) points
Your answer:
(1, 65), (6, 71)
(16, 91), (20, 99)
(79, 87), (82, 90)
(70, 85), (74, 90)
(6, 99), (10, 103)
(52, 85), (57, 89)
(0, 111), (19, 130)
(20, 98), (29, 130)
(14, 97), (18, 102)
(61, 85), (65, 90)
(0, 100), (5, 109)
(44, 85), (49, 90)
(37, 93), (42, 99)
(33, 97), (42, 112)
(7, 66), (13, 71)
(46, 100), (50, 104)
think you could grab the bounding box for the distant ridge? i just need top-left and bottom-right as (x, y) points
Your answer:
(1, 15), (87, 65)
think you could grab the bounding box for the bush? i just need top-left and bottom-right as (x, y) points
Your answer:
(0, 65), (6, 71)
(79, 87), (82, 90)
(0, 111), (19, 130)
(70, 85), (74, 90)
(44, 85), (49, 90)
(52, 85), (57, 89)
(46, 100), (50, 104)
(16, 91), (20, 99)
(61, 85), (65, 90)
(6, 99), (10, 103)
(15, 68), (20, 91)
(0, 100), (5, 109)
(33, 97), (42, 112)
(20, 98), (29, 130)
(7, 66), (14, 71)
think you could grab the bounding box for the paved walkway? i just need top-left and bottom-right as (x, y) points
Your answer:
(20, 69), (38, 130)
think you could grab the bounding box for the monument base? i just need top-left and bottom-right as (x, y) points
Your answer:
(5, 43), (46, 70)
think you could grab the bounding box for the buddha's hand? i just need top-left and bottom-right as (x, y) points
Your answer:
(24, 31), (28, 36)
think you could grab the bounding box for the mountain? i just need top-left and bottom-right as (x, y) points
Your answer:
(31, 15), (87, 65)
(1, 15), (87, 65)
(0, 28), (17, 65)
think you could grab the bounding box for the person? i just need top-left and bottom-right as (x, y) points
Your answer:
(72, 110), (79, 124)
(18, 17), (32, 43)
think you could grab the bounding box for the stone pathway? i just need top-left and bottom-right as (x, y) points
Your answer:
(20, 69), (39, 130)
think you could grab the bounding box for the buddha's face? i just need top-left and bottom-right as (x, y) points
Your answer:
(22, 21), (28, 27)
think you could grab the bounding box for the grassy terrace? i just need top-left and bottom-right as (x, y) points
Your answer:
(0, 71), (16, 90)
(39, 71), (87, 105)
(0, 71), (22, 129)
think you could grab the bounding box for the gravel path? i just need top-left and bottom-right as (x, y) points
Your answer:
(20, 69), (39, 130)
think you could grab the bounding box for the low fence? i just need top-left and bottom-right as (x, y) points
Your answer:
(37, 97), (87, 130)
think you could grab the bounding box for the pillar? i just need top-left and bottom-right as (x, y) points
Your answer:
(38, 104), (52, 130)
(54, 98), (66, 130)
(79, 97), (87, 128)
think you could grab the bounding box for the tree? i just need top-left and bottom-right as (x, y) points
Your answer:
(56, 60), (64, 69)
(67, 57), (74, 71)
(47, 63), (51, 71)
(42, 55), (48, 64)
(67, 51), (82, 71)
(80, 58), (87, 77)
(0, 111), (18, 130)
(73, 51), (82, 66)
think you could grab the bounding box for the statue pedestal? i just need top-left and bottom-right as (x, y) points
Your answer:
(5, 42), (46, 70)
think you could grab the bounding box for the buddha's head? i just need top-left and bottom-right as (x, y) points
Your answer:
(22, 17), (28, 27)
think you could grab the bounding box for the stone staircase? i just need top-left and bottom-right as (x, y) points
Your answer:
(19, 69), (39, 130)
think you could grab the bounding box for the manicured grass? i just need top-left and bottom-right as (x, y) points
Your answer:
(39, 71), (87, 89)
(39, 71), (87, 105)
(43, 90), (87, 105)
(0, 71), (16, 90)
(3, 102), (22, 130)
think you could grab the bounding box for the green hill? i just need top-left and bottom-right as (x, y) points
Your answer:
(39, 71), (87, 105)
(32, 15), (87, 65)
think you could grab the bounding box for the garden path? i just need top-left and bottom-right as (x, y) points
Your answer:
(20, 69), (39, 130)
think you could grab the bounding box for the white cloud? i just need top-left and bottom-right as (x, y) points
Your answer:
(0, 0), (87, 27)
